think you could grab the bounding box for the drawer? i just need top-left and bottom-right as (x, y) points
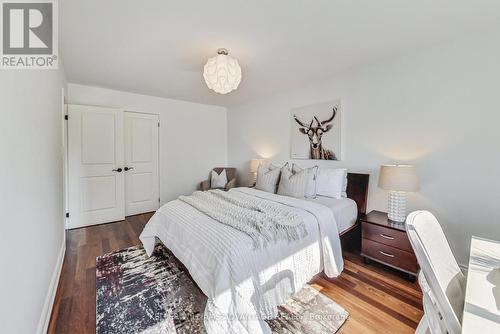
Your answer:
(362, 223), (413, 252)
(362, 238), (418, 274)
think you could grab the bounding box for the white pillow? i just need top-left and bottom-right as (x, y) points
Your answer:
(342, 173), (348, 198)
(291, 164), (318, 198)
(211, 169), (228, 189)
(277, 165), (308, 198)
(263, 162), (281, 170)
(316, 168), (347, 199)
(255, 163), (282, 193)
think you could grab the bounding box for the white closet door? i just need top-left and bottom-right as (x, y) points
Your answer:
(68, 105), (125, 228)
(124, 112), (159, 216)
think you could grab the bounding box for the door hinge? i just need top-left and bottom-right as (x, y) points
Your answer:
(64, 115), (68, 120)
(158, 122), (160, 127)
(65, 212), (69, 218)
(158, 197), (160, 203)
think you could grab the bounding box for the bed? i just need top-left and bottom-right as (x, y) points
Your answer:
(139, 172), (369, 334)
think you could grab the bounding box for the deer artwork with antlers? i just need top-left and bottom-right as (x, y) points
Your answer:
(293, 106), (338, 160)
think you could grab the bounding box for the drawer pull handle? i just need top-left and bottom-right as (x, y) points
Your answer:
(379, 233), (395, 240)
(379, 251), (395, 258)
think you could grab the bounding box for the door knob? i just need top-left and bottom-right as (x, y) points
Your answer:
(124, 167), (134, 171)
(112, 168), (123, 172)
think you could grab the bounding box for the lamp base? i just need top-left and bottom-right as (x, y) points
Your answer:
(387, 191), (407, 223)
(249, 172), (257, 187)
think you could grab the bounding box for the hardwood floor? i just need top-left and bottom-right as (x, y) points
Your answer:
(48, 213), (423, 333)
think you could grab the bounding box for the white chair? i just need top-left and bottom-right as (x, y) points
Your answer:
(405, 211), (466, 334)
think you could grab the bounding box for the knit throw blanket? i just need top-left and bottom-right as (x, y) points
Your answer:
(179, 189), (307, 248)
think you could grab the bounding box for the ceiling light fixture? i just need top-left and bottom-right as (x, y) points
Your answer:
(203, 48), (241, 94)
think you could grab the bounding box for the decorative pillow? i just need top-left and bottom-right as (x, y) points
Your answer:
(278, 165), (310, 198)
(255, 163), (282, 193)
(316, 168), (347, 199)
(291, 164), (318, 198)
(211, 169), (227, 189)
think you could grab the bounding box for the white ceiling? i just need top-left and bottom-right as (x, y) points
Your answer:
(60, 0), (500, 107)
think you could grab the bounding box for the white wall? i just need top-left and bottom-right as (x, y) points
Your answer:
(67, 84), (227, 203)
(0, 69), (67, 332)
(227, 30), (500, 266)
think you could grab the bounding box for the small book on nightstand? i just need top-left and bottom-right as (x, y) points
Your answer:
(360, 210), (419, 281)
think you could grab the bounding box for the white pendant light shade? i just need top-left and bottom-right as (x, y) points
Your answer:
(203, 48), (242, 94)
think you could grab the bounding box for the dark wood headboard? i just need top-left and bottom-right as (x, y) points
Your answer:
(346, 173), (370, 217)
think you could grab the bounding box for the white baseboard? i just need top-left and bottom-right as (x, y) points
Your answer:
(36, 237), (66, 334)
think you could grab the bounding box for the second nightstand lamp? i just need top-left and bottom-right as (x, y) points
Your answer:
(378, 165), (419, 223)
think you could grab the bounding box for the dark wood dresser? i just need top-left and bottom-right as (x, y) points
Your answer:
(361, 210), (418, 281)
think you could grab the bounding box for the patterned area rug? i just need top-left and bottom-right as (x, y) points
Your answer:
(96, 244), (349, 334)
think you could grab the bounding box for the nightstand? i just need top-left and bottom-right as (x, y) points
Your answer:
(360, 210), (418, 281)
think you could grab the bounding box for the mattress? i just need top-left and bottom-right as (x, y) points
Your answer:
(306, 196), (358, 234)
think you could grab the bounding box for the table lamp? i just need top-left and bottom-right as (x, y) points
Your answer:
(378, 165), (419, 223)
(249, 159), (267, 186)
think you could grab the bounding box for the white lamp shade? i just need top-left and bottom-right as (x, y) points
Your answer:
(203, 50), (242, 94)
(249, 159), (267, 173)
(378, 165), (419, 192)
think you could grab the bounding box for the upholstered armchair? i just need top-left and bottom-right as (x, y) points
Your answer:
(199, 167), (237, 191)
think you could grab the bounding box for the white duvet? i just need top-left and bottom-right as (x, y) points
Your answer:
(140, 187), (344, 334)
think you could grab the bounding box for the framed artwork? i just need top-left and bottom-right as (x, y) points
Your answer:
(290, 100), (342, 160)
